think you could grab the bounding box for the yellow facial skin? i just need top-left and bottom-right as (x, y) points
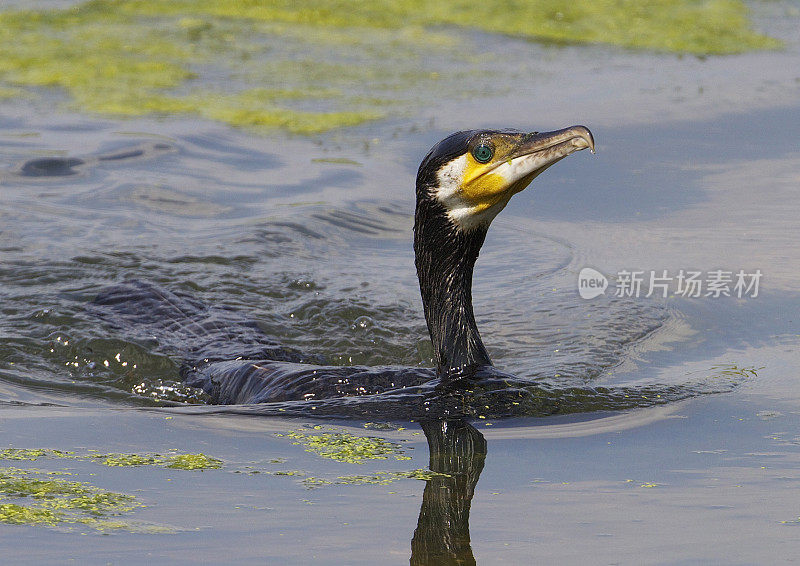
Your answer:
(442, 127), (594, 229)
(459, 134), (529, 215)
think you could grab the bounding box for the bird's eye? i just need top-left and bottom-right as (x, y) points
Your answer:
(472, 144), (494, 163)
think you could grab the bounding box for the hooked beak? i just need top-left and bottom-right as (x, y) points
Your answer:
(500, 125), (595, 193)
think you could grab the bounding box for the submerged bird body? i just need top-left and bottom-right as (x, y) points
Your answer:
(93, 126), (595, 409)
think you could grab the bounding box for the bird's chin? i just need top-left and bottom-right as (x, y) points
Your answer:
(448, 195), (514, 232)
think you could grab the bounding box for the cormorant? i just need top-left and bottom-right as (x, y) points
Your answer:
(413, 126), (594, 377)
(93, 126), (595, 410)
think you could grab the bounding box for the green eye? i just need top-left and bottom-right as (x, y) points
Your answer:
(472, 144), (493, 163)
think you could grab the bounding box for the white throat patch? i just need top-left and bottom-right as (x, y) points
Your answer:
(433, 155), (511, 232)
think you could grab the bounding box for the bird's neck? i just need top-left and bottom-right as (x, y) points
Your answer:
(414, 198), (492, 377)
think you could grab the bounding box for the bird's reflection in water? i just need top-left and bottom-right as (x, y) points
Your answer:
(411, 419), (487, 566)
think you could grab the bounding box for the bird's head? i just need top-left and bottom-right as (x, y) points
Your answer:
(413, 125), (594, 374)
(416, 126), (594, 231)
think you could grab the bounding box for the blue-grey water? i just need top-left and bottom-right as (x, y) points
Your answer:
(1, 2), (800, 564)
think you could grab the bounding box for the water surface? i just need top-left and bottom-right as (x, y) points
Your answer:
(1, 1), (800, 563)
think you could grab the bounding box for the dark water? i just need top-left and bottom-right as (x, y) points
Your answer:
(1, 3), (800, 563)
(0, 119), (746, 418)
(0, 135), (737, 419)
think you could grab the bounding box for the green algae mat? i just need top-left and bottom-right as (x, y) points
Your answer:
(0, 426), (437, 532)
(0, 448), (223, 532)
(0, 0), (780, 134)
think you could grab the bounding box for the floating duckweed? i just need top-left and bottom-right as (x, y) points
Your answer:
(335, 469), (449, 485)
(362, 422), (403, 431)
(301, 469), (449, 488)
(79, 519), (176, 534)
(0, 448), (76, 461)
(0, 504), (61, 526)
(0, 475), (90, 500)
(0, 0), (780, 134)
(98, 0), (780, 54)
(2, 448), (223, 471)
(402, 469), (449, 481)
(98, 453), (162, 467)
(166, 454), (223, 470)
(0, 86), (23, 99)
(0, 467), (144, 531)
(44, 491), (140, 516)
(285, 431), (410, 464)
(0, 448), (224, 532)
(0, 4), (385, 133)
(197, 97), (381, 136)
(301, 477), (332, 488)
(94, 452), (222, 470)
